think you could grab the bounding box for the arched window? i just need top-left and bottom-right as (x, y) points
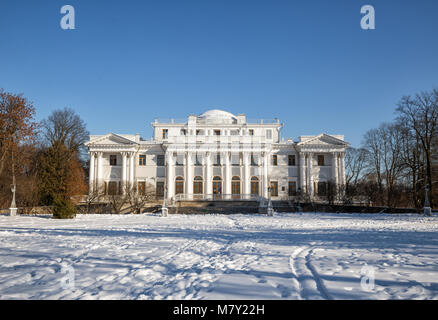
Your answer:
(175, 176), (184, 194)
(251, 176), (259, 195)
(193, 176), (203, 194)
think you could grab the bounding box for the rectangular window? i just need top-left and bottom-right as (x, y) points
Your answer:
(270, 181), (278, 197)
(230, 130), (239, 136)
(157, 155), (165, 166)
(156, 181), (164, 198)
(231, 154), (240, 166)
(138, 181), (146, 195)
(288, 155), (296, 166)
(214, 153), (221, 166)
(214, 130), (221, 136)
(250, 153), (258, 166)
(109, 155), (117, 166)
(272, 155), (278, 166)
(194, 154), (202, 166)
(176, 154), (184, 166)
(318, 155), (325, 166)
(162, 129), (168, 139)
(266, 129), (272, 139)
(288, 181), (297, 196)
(139, 155), (146, 166)
(249, 129), (254, 136)
(180, 129), (187, 135)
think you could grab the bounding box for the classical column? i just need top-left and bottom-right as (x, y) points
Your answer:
(308, 152), (314, 196)
(331, 152), (338, 185)
(299, 152), (306, 193)
(224, 151), (231, 199)
(129, 152), (135, 189)
(340, 152), (346, 193)
(205, 152), (212, 199)
(89, 152), (95, 193)
(121, 152), (127, 194)
(262, 152), (269, 199)
(96, 152), (103, 194)
(166, 152), (175, 200)
(186, 152), (193, 200)
(243, 152), (250, 199)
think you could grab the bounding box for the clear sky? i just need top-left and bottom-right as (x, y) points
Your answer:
(1, 0), (437, 147)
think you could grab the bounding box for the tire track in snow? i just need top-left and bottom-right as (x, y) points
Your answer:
(289, 246), (332, 300)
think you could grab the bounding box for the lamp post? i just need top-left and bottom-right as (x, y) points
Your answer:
(267, 186), (274, 216)
(297, 187), (302, 213)
(162, 183), (168, 217)
(424, 185), (432, 216)
(9, 149), (17, 216)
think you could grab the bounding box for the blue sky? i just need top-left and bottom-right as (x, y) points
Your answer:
(1, 0), (437, 147)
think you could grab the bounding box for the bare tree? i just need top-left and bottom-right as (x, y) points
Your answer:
(125, 183), (156, 214)
(362, 123), (405, 207)
(41, 107), (89, 157)
(396, 89), (438, 207)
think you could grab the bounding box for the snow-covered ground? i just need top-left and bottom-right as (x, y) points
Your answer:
(0, 212), (437, 300)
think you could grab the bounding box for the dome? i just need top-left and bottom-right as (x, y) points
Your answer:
(198, 109), (237, 124)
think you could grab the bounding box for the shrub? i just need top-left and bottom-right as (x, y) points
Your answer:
(52, 195), (77, 219)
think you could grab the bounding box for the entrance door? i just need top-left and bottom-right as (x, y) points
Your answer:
(251, 177), (259, 196)
(232, 176), (240, 199)
(212, 176), (222, 197)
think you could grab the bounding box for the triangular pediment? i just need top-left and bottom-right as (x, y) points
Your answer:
(297, 134), (348, 147)
(85, 133), (137, 146)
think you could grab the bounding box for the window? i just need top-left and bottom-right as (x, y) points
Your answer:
(272, 155), (278, 166)
(212, 176), (222, 194)
(318, 155), (325, 166)
(214, 130), (221, 136)
(249, 129), (254, 136)
(109, 155), (117, 166)
(156, 181), (164, 198)
(230, 130), (239, 136)
(270, 181), (278, 197)
(162, 129), (168, 139)
(194, 176), (203, 194)
(214, 153), (221, 166)
(266, 129), (272, 139)
(288, 181), (297, 196)
(180, 129), (187, 136)
(138, 181), (146, 195)
(139, 155), (146, 166)
(288, 155), (296, 166)
(231, 154), (240, 166)
(196, 129), (203, 136)
(176, 154), (184, 166)
(194, 154), (202, 166)
(250, 153), (258, 166)
(157, 155), (165, 166)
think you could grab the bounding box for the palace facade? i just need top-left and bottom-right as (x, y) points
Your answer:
(85, 109), (349, 201)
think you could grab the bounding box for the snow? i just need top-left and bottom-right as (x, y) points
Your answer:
(0, 212), (437, 300)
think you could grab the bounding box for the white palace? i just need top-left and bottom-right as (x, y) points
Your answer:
(85, 109), (349, 202)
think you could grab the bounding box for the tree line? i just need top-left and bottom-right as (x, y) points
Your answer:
(345, 88), (438, 209)
(0, 89), (88, 218)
